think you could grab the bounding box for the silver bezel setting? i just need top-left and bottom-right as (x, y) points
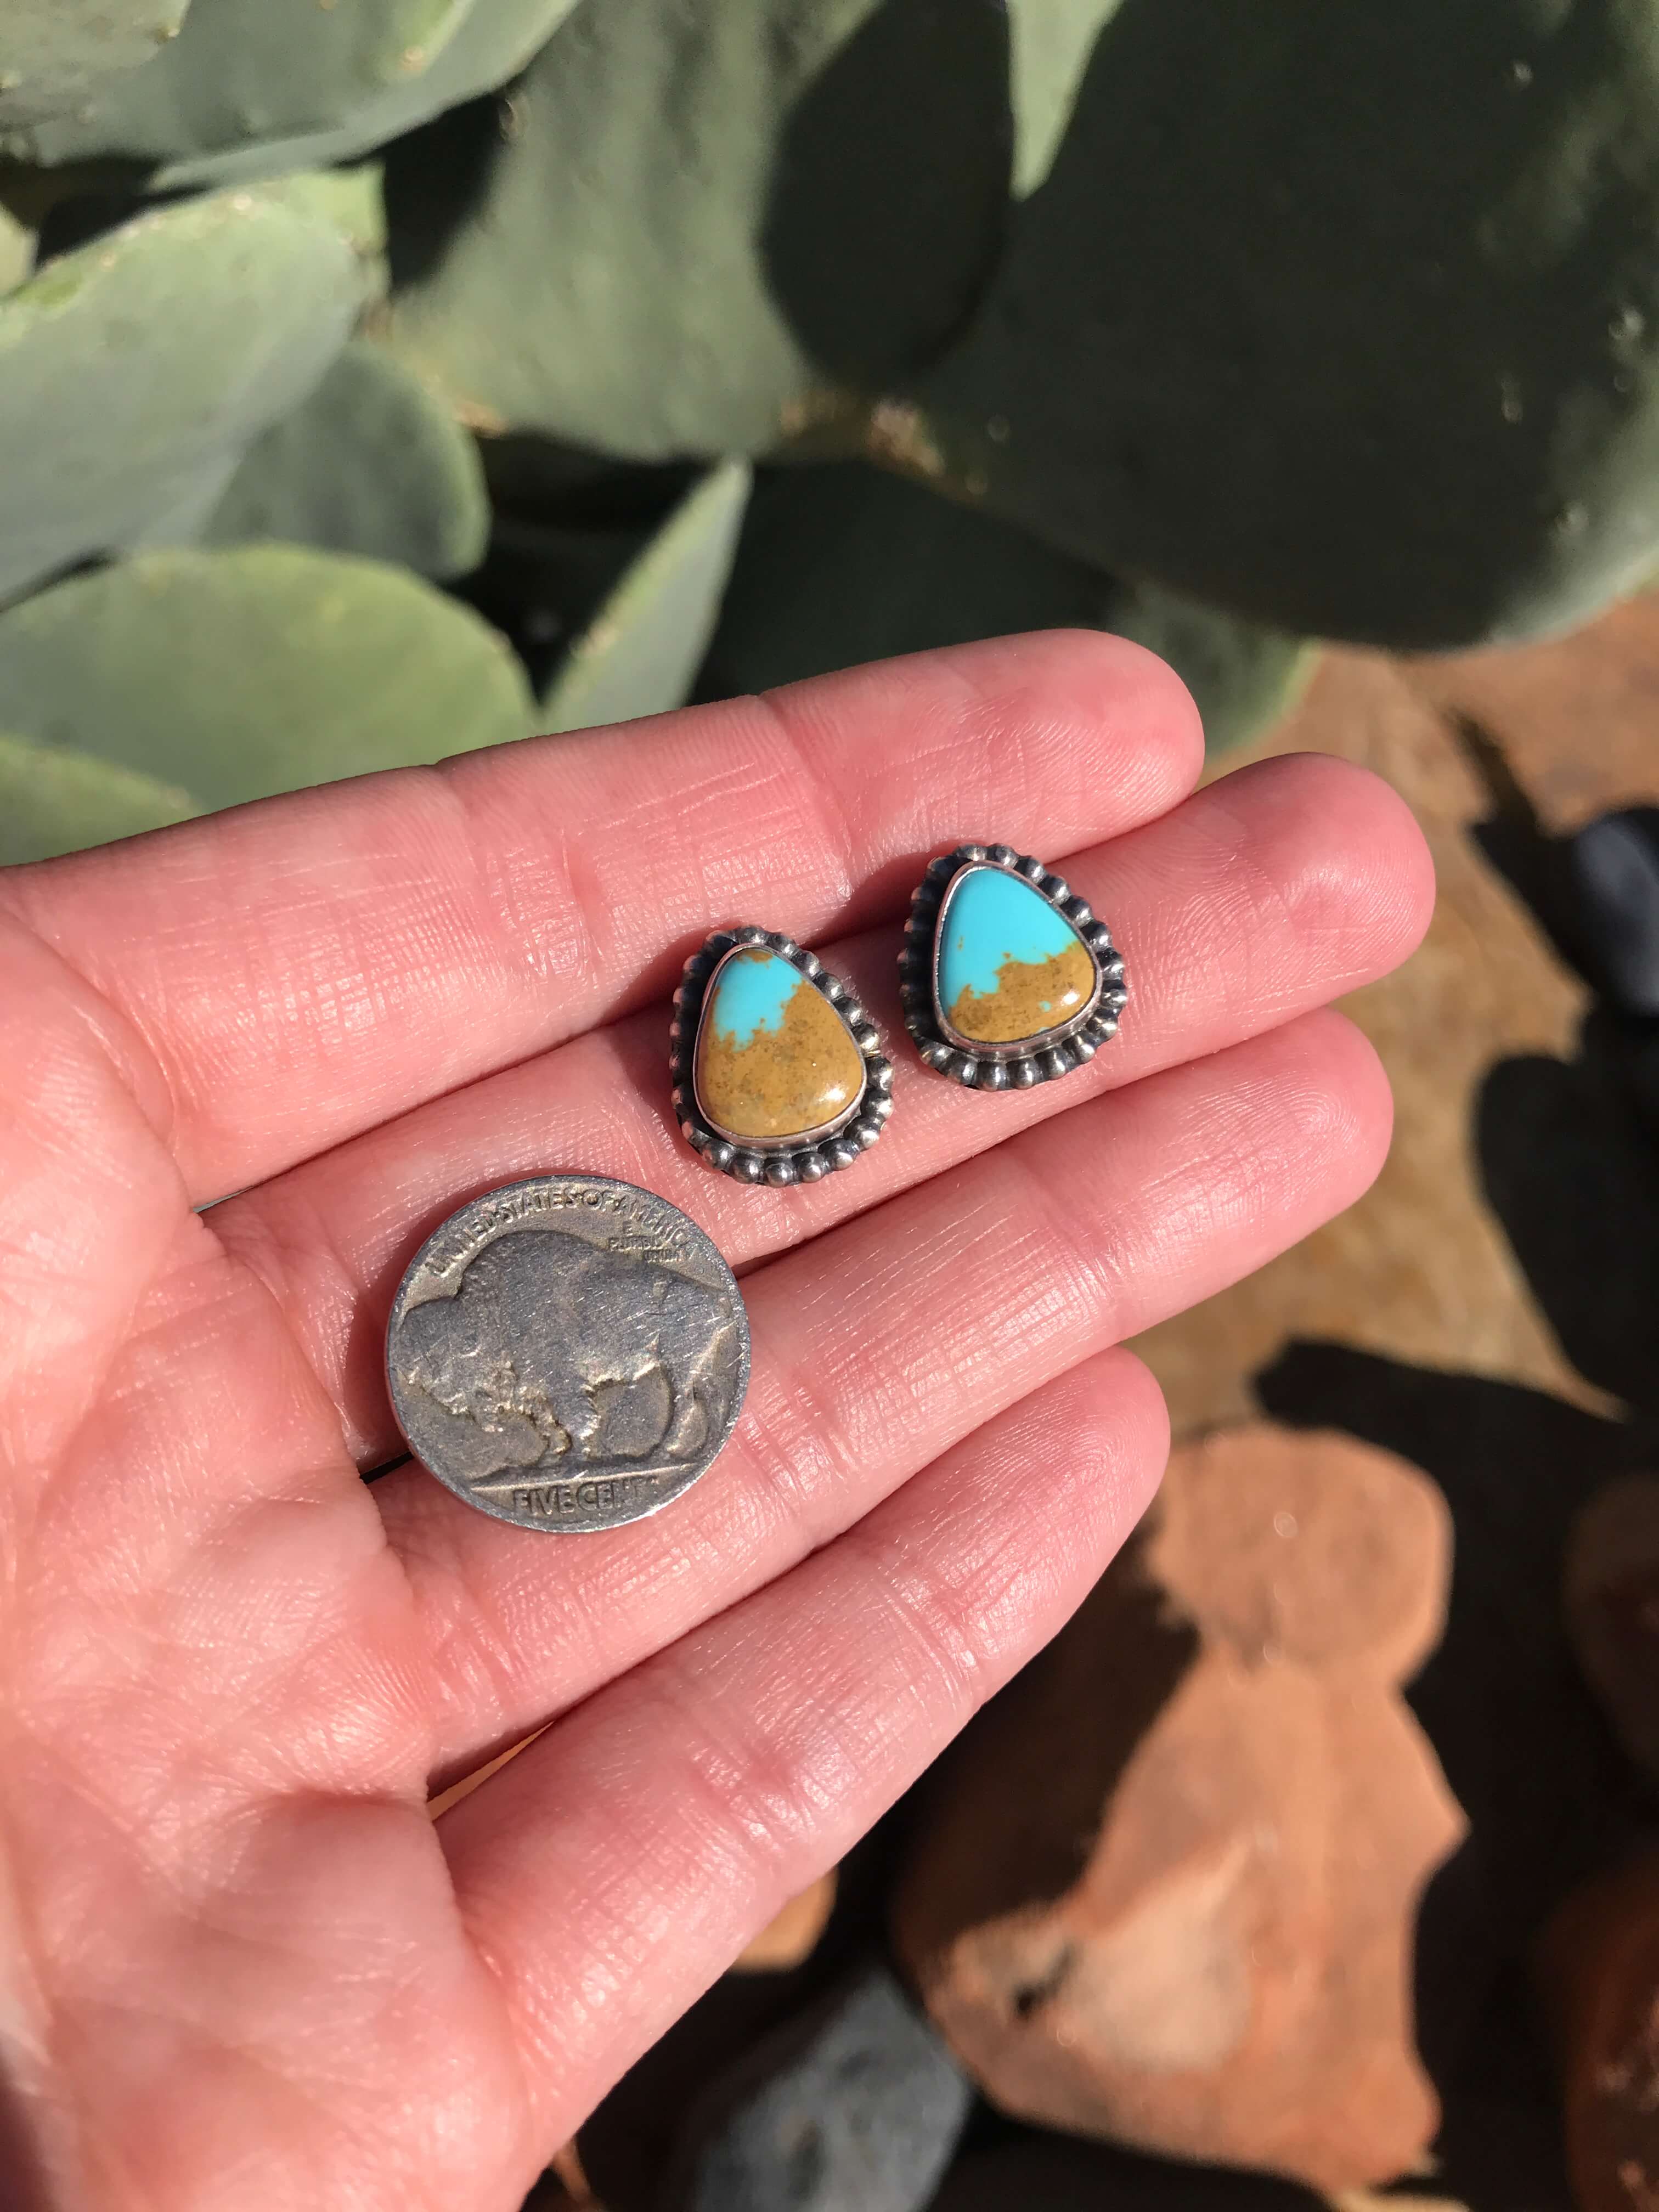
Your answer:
(671, 926), (894, 1185)
(900, 844), (1128, 1089)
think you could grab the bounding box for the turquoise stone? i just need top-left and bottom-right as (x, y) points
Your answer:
(695, 946), (865, 1142)
(702, 945), (802, 1047)
(937, 865), (1097, 1046)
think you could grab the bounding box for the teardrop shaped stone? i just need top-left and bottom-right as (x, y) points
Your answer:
(695, 947), (866, 1143)
(936, 865), (1098, 1046)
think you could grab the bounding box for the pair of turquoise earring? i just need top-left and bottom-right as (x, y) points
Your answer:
(670, 843), (1128, 1187)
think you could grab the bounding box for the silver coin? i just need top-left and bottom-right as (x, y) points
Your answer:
(385, 1175), (750, 1533)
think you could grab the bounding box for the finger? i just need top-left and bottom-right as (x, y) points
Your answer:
(0, 634), (1200, 1201)
(215, 752), (1430, 1463)
(383, 1009), (1390, 1784)
(438, 1350), (1170, 2153)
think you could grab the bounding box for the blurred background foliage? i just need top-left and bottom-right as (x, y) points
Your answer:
(3, 0), (1657, 862)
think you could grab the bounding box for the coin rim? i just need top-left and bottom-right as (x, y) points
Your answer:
(383, 1173), (752, 1534)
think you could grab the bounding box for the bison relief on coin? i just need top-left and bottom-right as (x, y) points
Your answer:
(385, 1176), (750, 1532)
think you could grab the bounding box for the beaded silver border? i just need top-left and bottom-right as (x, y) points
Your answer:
(671, 926), (895, 1184)
(900, 844), (1128, 1089)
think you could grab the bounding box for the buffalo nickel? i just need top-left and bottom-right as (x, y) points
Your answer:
(385, 1176), (749, 1532)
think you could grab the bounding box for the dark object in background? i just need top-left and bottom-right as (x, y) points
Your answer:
(456, 438), (701, 696)
(1564, 810), (1659, 1140)
(693, 460), (1307, 758)
(926, 2123), (1324, 2212)
(1566, 1476), (1659, 1794)
(1537, 1847), (1659, 2212)
(658, 1963), (970, 2212)
(1566, 808), (1659, 1018)
(1462, 720), (1659, 1160)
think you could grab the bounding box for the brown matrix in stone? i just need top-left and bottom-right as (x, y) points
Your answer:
(696, 960), (865, 1142)
(947, 940), (1098, 1045)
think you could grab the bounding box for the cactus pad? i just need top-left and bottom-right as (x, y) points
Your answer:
(0, 545), (535, 812)
(15, 0), (579, 185)
(0, 731), (195, 865)
(0, 178), (367, 605)
(382, 0), (883, 459)
(907, 0), (1659, 647)
(0, 3), (192, 139)
(544, 460), (751, 731)
(205, 340), (488, 578)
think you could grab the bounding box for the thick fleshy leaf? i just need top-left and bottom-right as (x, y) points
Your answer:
(380, 0), (1011, 458)
(1106, 580), (1315, 759)
(205, 341), (488, 578)
(0, 1), (193, 138)
(456, 441), (707, 696)
(698, 460), (1103, 695)
(1003, 0), (1124, 196)
(0, 730), (195, 866)
(0, 206), (34, 296)
(0, 545), (535, 810)
(544, 460), (751, 732)
(258, 165), (387, 266)
(0, 176), (368, 606)
(905, 0), (1659, 648)
(15, 0), (580, 187)
(696, 459), (1310, 753)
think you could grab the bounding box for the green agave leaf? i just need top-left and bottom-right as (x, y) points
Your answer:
(904, 0), (1659, 649)
(696, 460), (1310, 755)
(0, 2), (192, 137)
(381, 0), (1012, 458)
(205, 340), (488, 578)
(15, 0), (580, 185)
(0, 177), (367, 606)
(0, 731), (195, 866)
(544, 460), (751, 732)
(0, 545), (535, 811)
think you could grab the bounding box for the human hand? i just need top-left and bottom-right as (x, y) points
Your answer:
(0, 634), (1431, 2210)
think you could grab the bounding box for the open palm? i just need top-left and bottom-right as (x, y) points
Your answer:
(0, 634), (1431, 2210)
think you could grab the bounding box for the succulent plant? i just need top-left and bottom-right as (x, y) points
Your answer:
(905, 0), (1659, 647)
(0, 2), (193, 140)
(0, 545), (534, 821)
(0, 731), (195, 865)
(2, 0), (1655, 867)
(543, 460), (752, 732)
(5, 0), (582, 184)
(697, 457), (1310, 757)
(377, 0), (892, 456)
(0, 172), (370, 606)
(203, 338), (489, 577)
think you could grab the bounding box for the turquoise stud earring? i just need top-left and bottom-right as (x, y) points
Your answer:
(672, 926), (894, 1183)
(900, 844), (1126, 1088)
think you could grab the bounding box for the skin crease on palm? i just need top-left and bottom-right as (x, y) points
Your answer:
(0, 632), (1434, 2212)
